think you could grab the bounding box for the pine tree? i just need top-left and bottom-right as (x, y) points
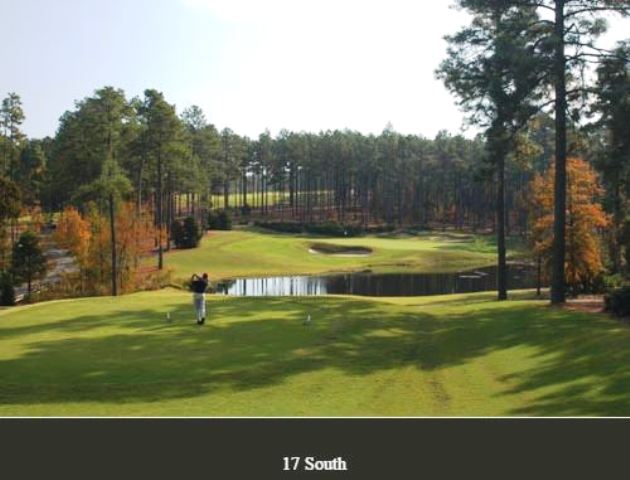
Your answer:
(11, 231), (47, 299)
(438, 2), (546, 300)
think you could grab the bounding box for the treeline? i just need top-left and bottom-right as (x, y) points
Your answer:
(0, 85), (619, 275)
(3, 87), (559, 236)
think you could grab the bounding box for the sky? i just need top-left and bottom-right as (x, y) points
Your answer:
(1, 0), (628, 140)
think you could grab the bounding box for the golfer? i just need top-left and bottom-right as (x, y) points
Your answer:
(191, 273), (209, 325)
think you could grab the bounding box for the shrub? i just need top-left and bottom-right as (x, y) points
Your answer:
(590, 273), (624, 295)
(254, 221), (304, 234)
(171, 220), (184, 247)
(171, 217), (203, 249)
(307, 222), (362, 237)
(307, 222), (344, 236)
(605, 286), (630, 318)
(241, 204), (252, 216)
(207, 211), (216, 229)
(254, 221), (363, 237)
(218, 210), (232, 230)
(184, 217), (204, 247)
(0, 271), (16, 306)
(368, 224), (398, 234)
(603, 274), (624, 290)
(208, 210), (232, 230)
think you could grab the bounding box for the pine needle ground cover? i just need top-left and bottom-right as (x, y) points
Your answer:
(1, 289), (627, 416)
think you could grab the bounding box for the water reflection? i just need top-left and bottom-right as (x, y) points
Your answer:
(217, 265), (542, 297)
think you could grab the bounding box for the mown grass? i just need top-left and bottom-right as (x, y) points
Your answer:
(209, 191), (289, 209)
(163, 229), (509, 281)
(208, 190), (331, 209)
(0, 289), (627, 416)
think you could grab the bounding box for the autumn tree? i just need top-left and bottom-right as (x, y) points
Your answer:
(54, 207), (91, 273)
(113, 202), (159, 292)
(64, 202), (157, 296)
(531, 157), (609, 295)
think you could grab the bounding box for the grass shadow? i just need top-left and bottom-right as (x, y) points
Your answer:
(1, 294), (630, 415)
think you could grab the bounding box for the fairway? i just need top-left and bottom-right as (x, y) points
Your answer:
(1, 289), (627, 416)
(164, 229), (503, 281)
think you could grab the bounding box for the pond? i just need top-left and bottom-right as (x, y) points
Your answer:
(216, 264), (542, 297)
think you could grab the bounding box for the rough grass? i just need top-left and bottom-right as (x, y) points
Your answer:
(1, 289), (628, 416)
(163, 229), (505, 281)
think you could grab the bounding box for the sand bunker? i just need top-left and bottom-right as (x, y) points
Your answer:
(308, 243), (373, 257)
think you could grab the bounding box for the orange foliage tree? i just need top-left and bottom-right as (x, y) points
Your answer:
(54, 206), (93, 293)
(530, 157), (610, 295)
(55, 203), (159, 295)
(114, 202), (158, 292)
(54, 207), (91, 265)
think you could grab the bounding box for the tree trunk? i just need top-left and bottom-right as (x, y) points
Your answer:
(136, 152), (146, 215)
(537, 255), (542, 297)
(157, 149), (164, 271)
(109, 193), (118, 296)
(551, 0), (567, 305)
(224, 180), (230, 209)
(242, 171), (247, 209)
(166, 174), (174, 252)
(612, 180), (623, 273)
(497, 153), (508, 301)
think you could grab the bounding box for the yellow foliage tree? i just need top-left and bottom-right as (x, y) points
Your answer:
(530, 157), (610, 295)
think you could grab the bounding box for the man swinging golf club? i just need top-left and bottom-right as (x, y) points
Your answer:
(191, 273), (209, 325)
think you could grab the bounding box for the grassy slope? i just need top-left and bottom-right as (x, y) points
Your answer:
(164, 229), (503, 281)
(1, 289), (627, 416)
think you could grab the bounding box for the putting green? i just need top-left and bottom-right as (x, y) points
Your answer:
(163, 229), (507, 281)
